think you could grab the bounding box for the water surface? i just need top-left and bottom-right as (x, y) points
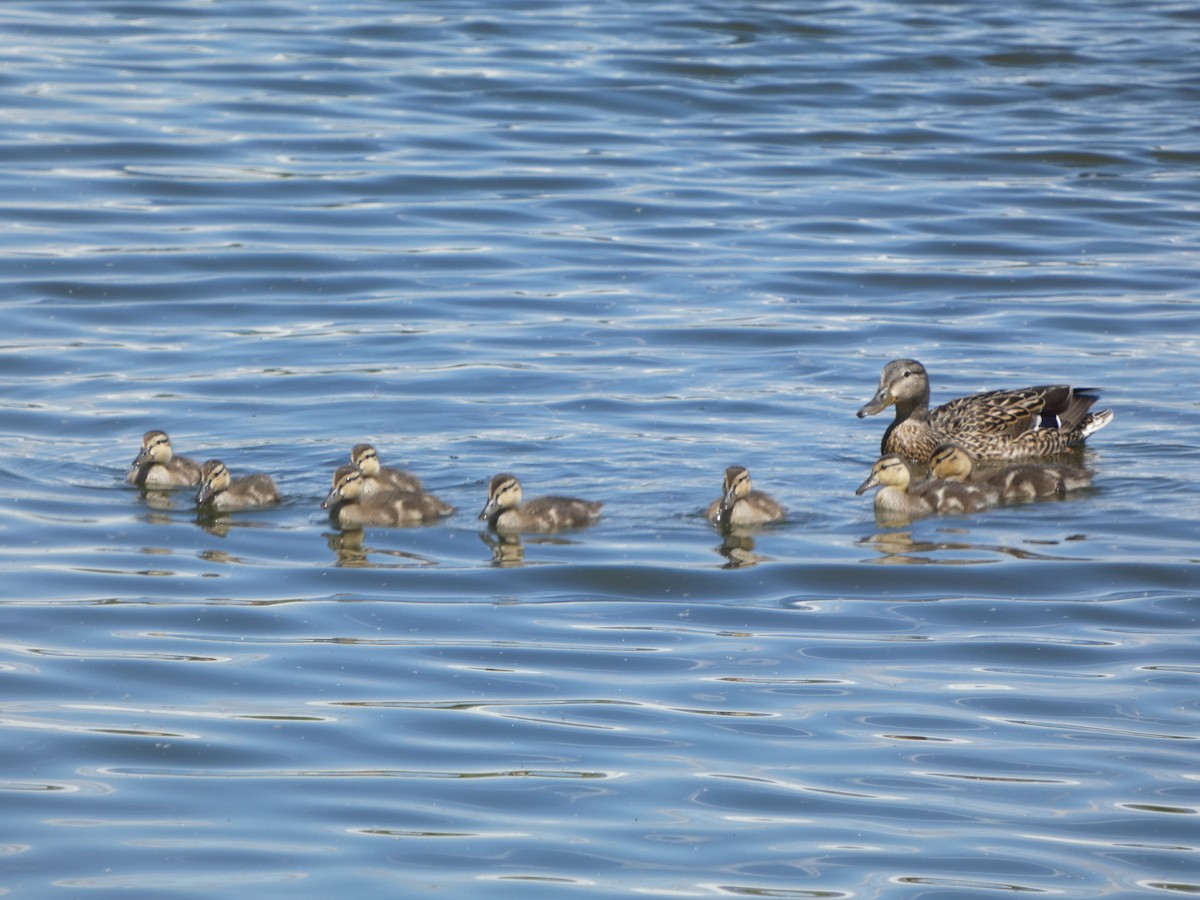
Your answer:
(1, 1), (1198, 897)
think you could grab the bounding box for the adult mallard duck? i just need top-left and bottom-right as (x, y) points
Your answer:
(705, 465), (785, 528)
(929, 442), (1093, 504)
(857, 359), (1113, 462)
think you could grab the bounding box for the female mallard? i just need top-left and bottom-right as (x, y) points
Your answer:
(195, 460), (280, 511)
(126, 430), (202, 488)
(479, 474), (603, 534)
(929, 442), (1093, 504)
(857, 359), (1113, 462)
(706, 465), (785, 528)
(323, 464), (453, 528)
(856, 454), (998, 519)
(350, 444), (421, 495)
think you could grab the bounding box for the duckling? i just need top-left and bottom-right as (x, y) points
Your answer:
(855, 454), (997, 518)
(857, 358), (1113, 462)
(350, 444), (421, 494)
(929, 442), (1093, 504)
(479, 473), (603, 534)
(195, 459), (280, 511)
(706, 465), (785, 528)
(126, 430), (202, 488)
(322, 464), (454, 528)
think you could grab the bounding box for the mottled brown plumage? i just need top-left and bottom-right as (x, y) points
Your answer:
(857, 359), (1113, 462)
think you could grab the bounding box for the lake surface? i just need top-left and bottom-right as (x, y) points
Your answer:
(2, 1), (1198, 897)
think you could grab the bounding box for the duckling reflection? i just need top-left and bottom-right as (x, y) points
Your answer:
(706, 465), (785, 529)
(713, 532), (770, 569)
(325, 528), (439, 568)
(480, 530), (526, 567)
(479, 474), (603, 534)
(929, 442), (1093, 504)
(127, 430), (202, 488)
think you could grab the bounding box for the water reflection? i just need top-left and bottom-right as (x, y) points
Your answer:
(479, 530), (585, 567)
(324, 530), (438, 568)
(712, 531), (770, 569)
(858, 529), (1082, 564)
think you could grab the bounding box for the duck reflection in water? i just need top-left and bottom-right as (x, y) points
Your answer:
(480, 530), (585, 567)
(324, 529), (438, 568)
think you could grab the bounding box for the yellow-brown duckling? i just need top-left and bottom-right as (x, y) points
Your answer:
(479, 473), (603, 534)
(929, 442), (1093, 504)
(126, 430), (201, 488)
(195, 459), (280, 511)
(350, 443), (421, 495)
(322, 464), (454, 528)
(706, 465), (785, 528)
(856, 454), (998, 519)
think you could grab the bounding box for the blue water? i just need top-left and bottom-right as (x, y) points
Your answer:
(2, 1), (1198, 897)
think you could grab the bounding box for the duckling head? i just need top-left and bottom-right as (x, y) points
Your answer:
(857, 359), (929, 417)
(929, 443), (974, 482)
(351, 444), (381, 478)
(855, 454), (912, 495)
(134, 430), (174, 467)
(715, 465), (751, 523)
(196, 460), (231, 506)
(322, 464), (363, 509)
(479, 473), (522, 522)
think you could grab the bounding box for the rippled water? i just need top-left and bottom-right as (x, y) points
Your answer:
(2, 0), (1198, 897)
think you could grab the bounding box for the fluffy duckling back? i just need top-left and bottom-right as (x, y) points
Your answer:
(479, 473), (603, 534)
(706, 465), (785, 528)
(195, 460), (280, 511)
(929, 442), (1093, 504)
(126, 430), (201, 488)
(350, 444), (421, 495)
(322, 464), (454, 528)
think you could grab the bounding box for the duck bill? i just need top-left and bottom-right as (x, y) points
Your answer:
(856, 385), (894, 418)
(320, 487), (340, 510)
(195, 482), (214, 505)
(478, 498), (497, 522)
(854, 474), (879, 496)
(133, 448), (152, 467)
